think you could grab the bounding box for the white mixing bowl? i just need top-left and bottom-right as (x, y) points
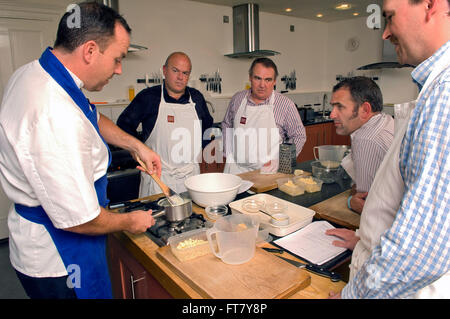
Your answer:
(184, 173), (242, 207)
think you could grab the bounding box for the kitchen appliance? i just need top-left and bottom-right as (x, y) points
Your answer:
(206, 214), (259, 265)
(225, 4), (280, 58)
(120, 198), (209, 247)
(107, 147), (140, 204)
(95, 0), (147, 52)
(358, 39), (414, 70)
(184, 173), (242, 207)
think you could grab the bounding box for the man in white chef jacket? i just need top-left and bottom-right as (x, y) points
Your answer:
(330, 0), (450, 298)
(221, 58), (306, 174)
(329, 76), (394, 214)
(0, 2), (161, 299)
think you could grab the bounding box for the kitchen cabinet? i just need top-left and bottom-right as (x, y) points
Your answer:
(297, 122), (350, 162)
(108, 235), (172, 299)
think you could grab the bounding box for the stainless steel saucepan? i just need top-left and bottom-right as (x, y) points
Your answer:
(152, 197), (192, 222)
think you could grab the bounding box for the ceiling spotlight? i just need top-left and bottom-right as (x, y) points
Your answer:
(316, 13), (324, 18)
(335, 3), (352, 10)
(285, 8), (292, 12)
(353, 12), (359, 16)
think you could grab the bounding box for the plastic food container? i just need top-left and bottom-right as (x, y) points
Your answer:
(205, 205), (228, 220)
(294, 175), (324, 193)
(168, 228), (211, 262)
(229, 194), (315, 237)
(276, 177), (305, 196)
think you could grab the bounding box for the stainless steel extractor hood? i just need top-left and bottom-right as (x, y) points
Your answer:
(95, 0), (148, 53)
(225, 3), (280, 59)
(357, 39), (413, 70)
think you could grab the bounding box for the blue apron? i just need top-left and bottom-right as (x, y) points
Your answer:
(14, 47), (112, 299)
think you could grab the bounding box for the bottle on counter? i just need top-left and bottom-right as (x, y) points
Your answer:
(128, 85), (135, 101)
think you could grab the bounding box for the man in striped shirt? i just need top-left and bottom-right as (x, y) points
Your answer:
(330, 77), (394, 214)
(332, 0), (450, 298)
(221, 58), (306, 174)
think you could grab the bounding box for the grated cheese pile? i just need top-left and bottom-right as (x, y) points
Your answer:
(284, 180), (296, 188)
(176, 238), (208, 250)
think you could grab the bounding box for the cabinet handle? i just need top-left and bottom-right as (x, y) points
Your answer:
(130, 274), (145, 299)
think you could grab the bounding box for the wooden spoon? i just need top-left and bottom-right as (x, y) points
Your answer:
(135, 156), (183, 206)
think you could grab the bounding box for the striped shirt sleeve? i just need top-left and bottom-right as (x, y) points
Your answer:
(351, 114), (394, 193)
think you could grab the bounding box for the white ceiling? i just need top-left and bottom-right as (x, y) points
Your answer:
(188, 0), (383, 22)
(0, 0), (384, 23)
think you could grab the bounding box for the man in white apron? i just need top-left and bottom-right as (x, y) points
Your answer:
(117, 52), (213, 196)
(221, 58), (306, 174)
(333, 0), (450, 298)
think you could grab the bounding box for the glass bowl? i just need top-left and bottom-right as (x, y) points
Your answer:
(269, 213), (290, 226)
(205, 205), (228, 220)
(266, 201), (287, 215)
(242, 199), (265, 213)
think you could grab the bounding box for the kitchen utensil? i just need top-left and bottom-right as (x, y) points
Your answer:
(262, 247), (284, 254)
(153, 197), (192, 222)
(229, 193), (315, 237)
(313, 145), (349, 169)
(206, 214), (259, 265)
(266, 201), (287, 214)
(268, 213), (290, 226)
(275, 255), (341, 282)
(242, 198), (265, 213)
(278, 143), (296, 174)
(136, 156), (184, 206)
(184, 173), (242, 207)
(311, 161), (338, 184)
(258, 209), (288, 223)
(156, 245), (311, 299)
(205, 205), (228, 220)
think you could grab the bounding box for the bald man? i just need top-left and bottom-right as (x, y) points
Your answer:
(117, 52), (213, 196)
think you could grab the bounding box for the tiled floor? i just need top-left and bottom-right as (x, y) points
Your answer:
(0, 239), (28, 299)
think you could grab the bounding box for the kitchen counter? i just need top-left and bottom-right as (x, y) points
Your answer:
(110, 168), (351, 299)
(110, 201), (347, 299)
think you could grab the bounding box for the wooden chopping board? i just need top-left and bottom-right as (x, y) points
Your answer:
(237, 169), (311, 193)
(156, 246), (310, 299)
(309, 189), (360, 230)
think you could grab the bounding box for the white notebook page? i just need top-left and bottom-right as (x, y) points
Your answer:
(273, 221), (347, 265)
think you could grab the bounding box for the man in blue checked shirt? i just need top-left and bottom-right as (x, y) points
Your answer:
(331, 0), (450, 298)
